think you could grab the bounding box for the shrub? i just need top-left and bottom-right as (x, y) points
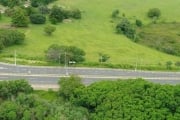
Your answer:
(31, 0), (57, 7)
(0, 42), (4, 50)
(49, 5), (64, 24)
(11, 7), (29, 27)
(58, 75), (84, 100)
(111, 9), (119, 18)
(175, 61), (180, 67)
(0, 0), (20, 7)
(62, 9), (72, 19)
(24, 6), (37, 16)
(98, 53), (110, 63)
(4, 8), (14, 17)
(116, 18), (136, 39)
(44, 25), (56, 35)
(31, 0), (40, 7)
(71, 9), (81, 19)
(166, 61), (173, 69)
(0, 29), (25, 47)
(147, 8), (161, 19)
(0, 80), (33, 100)
(136, 19), (142, 27)
(30, 14), (46, 24)
(38, 5), (50, 14)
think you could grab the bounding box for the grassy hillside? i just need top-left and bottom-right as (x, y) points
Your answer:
(0, 0), (180, 69)
(137, 23), (180, 56)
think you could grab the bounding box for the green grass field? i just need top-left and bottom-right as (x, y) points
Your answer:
(0, 0), (180, 68)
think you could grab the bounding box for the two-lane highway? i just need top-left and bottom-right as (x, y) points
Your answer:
(0, 62), (180, 89)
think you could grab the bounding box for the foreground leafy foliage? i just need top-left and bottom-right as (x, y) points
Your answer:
(0, 80), (88, 120)
(1, 78), (180, 120)
(0, 80), (32, 100)
(72, 79), (180, 120)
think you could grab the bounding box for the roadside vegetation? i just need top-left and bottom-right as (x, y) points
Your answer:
(0, 0), (179, 70)
(0, 77), (180, 119)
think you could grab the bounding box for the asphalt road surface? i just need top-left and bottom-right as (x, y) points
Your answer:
(0, 62), (180, 89)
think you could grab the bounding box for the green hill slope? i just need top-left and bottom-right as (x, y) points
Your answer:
(0, 0), (180, 69)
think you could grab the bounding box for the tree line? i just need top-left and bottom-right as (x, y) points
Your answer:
(61, 76), (180, 120)
(114, 8), (161, 40)
(0, 0), (81, 27)
(0, 77), (180, 119)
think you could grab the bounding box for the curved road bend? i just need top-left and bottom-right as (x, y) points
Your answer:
(0, 63), (180, 88)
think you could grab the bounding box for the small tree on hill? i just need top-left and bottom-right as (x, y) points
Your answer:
(136, 19), (142, 27)
(49, 5), (64, 24)
(0, 29), (25, 47)
(166, 61), (173, 70)
(147, 8), (161, 23)
(44, 25), (56, 35)
(71, 9), (81, 19)
(147, 8), (161, 18)
(99, 53), (110, 63)
(45, 44), (85, 64)
(116, 18), (136, 39)
(111, 9), (119, 18)
(175, 61), (180, 67)
(11, 7), (29, 27)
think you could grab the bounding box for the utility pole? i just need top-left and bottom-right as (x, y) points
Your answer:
(135, 61), (137, 71)
(14, 50), (17, 66)
(59, 53), (61, 65)
(64, 52), (68, 76)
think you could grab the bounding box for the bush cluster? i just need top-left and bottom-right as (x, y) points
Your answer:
(147, 8), (161, 19)
(45, 44), (85, 64)
(116, 18), (136, 39)
(1, 0), (82, 26)
(30, 14), (46, 24)
(0, 79), (88, 120)
(49, 5), (81, 24)
(31, 0), (56, 7)
(0, 80), (33, 100)
(0, 29), (25, 50)
(0, 0), (20, 8)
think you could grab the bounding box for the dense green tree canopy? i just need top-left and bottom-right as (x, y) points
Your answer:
(45, 44), (86, 64)
(0, 80), (88, 120)
(0, 0), (20, 8)
(0, 80), (33, 100)
(72, 79), (180, 119)
(58, 75), (85, 100)
(1, 78), (180, 120)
